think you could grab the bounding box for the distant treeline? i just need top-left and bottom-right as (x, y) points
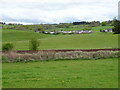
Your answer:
(73, 21), (113, 26)
(73, 21), (90, 25)
(0, 20), (113, 26)
(1, 20), (114, 32)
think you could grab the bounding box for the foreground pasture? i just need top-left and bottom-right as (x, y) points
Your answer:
(2, 58), (118, 88)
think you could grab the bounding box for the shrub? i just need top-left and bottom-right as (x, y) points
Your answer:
(101, 22), (107, 26)
(2, 51), (119, 62)
(2, 43), (14, 51)
(29, 38), (39, 50)
(2, 56), (8, 62)
(112, 19), (120, 34)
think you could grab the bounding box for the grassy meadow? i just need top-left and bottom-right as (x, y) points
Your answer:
(2, 58), (118, 88)
(54, 25), (114, 32)
(2, 25), (119, 88)
(2, 25), (118, 50)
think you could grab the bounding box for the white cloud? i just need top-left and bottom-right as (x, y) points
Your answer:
(0, 0), (119, 24)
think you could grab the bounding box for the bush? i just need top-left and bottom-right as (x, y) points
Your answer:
(101, 22), (107, 26)
(2, 43), (14, 51)
(29, 38), (39, 50)
(112, 19), (120, 34)
(2, 56), (8, 62)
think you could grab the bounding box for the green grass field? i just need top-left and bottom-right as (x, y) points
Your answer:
(2, 26), (118, 50)
(49, 25), (113, 31)
(2, 25), (118, 88)
(2, 58), (118, 88)
(2, 29), (52, 42)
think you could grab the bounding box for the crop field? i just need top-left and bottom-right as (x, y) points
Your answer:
(2, 25), (118, 50)
(2, 58), (118, 88)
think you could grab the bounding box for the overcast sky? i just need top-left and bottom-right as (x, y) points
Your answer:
(0, 0), (119, 24)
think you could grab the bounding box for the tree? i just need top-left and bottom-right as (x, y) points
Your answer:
(2, 43), (14, 51)
(101, 22), (107, 26)
(112, 19), (120, 34)
(83, 27), (92, 30)
(57, 23), (71, 28)
(35, 25), (43, 31)
(29, 38), (40, 50)
(89, 21), (100, 27)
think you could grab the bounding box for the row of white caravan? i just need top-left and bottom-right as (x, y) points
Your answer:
(42, 30), (92, 34)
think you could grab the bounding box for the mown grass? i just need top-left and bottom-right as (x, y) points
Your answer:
(2, 29), (52, 42)
(2, 25), (118, 50)
(2, 58), (118, 88)
(92, 26), (113, 31)
(39, 32), (118, 50)
(3, 32), (118, 50)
